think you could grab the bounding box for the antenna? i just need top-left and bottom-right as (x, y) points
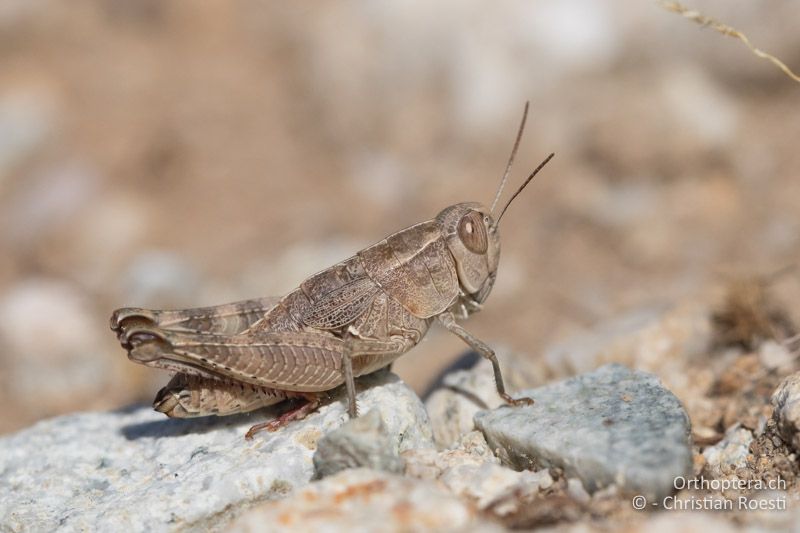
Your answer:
(490, 102), (529, 214)
(495, 153), (555, 226)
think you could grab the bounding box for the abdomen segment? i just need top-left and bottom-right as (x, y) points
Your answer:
(153, 373), (298, 417)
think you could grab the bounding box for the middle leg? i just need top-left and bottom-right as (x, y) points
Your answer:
(341, 334), (359, 418)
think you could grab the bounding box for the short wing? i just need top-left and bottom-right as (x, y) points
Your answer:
(300, 277), (380, 330)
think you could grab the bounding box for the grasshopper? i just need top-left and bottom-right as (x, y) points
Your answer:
(111, 103), (554, 439)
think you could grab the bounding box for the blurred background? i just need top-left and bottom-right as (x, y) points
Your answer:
(0, 0), (798, 434)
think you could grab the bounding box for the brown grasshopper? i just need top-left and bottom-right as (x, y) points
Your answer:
(110, 103), (554, 438)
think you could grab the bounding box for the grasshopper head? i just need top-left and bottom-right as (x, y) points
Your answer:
(437, 104), (554, 310)
(435, 155), (554, 307)
(437, 202), (500, 304)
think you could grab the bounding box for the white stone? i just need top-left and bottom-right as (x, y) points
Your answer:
(0, 372), (433, 532)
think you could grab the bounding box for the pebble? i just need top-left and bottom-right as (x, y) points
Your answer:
(313, 409), (406, 479)
(701, 425), (754, 478)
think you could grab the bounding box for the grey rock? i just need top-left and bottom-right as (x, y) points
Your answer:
(474, 363), (692, 500)
(771, 371), (800, 453)
(313, 409), (406, 479)
(0, 371), (433, 532)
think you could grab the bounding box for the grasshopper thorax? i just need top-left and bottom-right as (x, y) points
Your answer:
(436, 202), (500, 306)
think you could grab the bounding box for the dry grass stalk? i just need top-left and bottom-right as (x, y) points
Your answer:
(658, 0), (800, 84)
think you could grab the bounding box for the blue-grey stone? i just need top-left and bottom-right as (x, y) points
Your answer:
(474, 363), (692, 501)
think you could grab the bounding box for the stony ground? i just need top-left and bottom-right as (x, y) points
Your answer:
(1, 284), (798, 531)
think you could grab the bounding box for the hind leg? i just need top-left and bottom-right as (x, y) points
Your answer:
(245, 393), (323, 440)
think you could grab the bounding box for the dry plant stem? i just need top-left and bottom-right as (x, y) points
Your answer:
(657, 0), (800, 84)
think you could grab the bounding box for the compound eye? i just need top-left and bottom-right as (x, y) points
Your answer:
(457, 211), (488, 254)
